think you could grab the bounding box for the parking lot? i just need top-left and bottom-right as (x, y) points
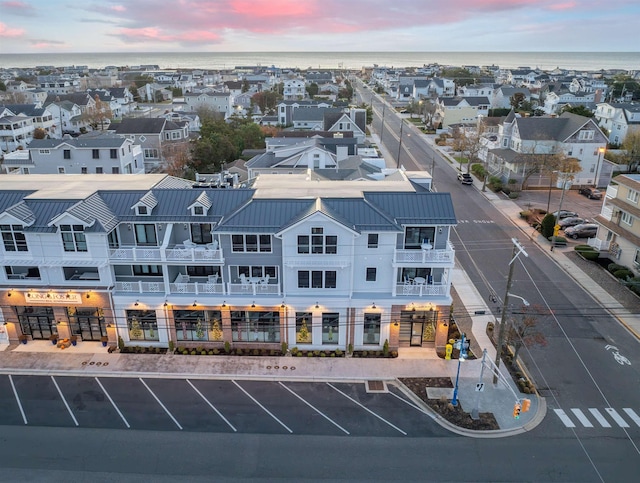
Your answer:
(0, 375), (449, 437)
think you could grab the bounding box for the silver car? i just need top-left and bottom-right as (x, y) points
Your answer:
(564, 223), (598, 239)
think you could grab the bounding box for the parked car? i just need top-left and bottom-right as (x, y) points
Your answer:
(457, 173), (473, 185)
(559, 216), (587, 228)
(564, 223), (598, 239)
(552, 210), (579, 220)
(578, 187), (603, 200)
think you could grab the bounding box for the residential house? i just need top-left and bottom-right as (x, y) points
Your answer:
(542, 89), (597, 115)
(594, 102), (640, 145)
(0, 173), (456, 352)
(2, 133), (144, 175)
(110, 118), (189, 170)
(485, 111), (610, 188)
(183, 91), (231, 118)
(0, 103), (55, 140)
(492, 86), (531, 110)
(434, 97), (490, 129)
(0, 112), (33, 153)
(283, 78), (307, 100)
(276, 100), (332, 126)
(592, 174), (640, 276)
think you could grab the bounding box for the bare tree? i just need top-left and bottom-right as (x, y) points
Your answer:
(621, 131), (640, 173)
(505, 304), (548, 365)
(81, 94), (112, 131)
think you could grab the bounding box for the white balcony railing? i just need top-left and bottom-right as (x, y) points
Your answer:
(395, 283), (448, 297)
(394, 243), (455, 265)
(109, 245), (223, 263)
(114, 281), (226, 295)
(227, 283), (281, 296)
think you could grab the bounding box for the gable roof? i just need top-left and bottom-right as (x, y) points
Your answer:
(111, 118), (167, 134)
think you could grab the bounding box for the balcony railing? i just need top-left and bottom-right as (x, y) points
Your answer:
(109, 245), (223, 263)
(114, 280), (225, 295)
(227, 282), (281, 296)
(395, 283), (447, 297)
(394, 242), (455, 265)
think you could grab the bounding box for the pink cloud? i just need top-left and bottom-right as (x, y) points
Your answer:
(116, 27), (221, 45)
(548, 2), (577, 10)
(0, 22), (24, 37)
(0, 0), (36, 16)
(82, 0), (619, 46)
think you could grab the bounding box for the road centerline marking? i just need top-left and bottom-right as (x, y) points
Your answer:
(95, 377), (130, 429)
(232, 380), (293, 434)
(186, 379), (237, 432)
(51, 376), (79, 427)
(8, 375), (27, 425)
(279, 382), (350, 435)
(139, 377), (182, 430)
(327, 382), (407, 435)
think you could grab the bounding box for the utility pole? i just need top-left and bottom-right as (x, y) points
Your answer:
(493, 238), (528, 384)
(379, 103), (386, 141)
(396, 119), (404, 169)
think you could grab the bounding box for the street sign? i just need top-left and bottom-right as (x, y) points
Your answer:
(475, 383), (485, 392)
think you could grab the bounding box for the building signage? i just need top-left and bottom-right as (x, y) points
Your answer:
(25, 291), (83, 305)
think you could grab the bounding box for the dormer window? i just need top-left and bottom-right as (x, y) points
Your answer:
(137, 206), (149, 216)
(193, 205), (204, 216)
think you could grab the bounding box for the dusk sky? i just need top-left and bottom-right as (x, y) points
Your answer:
(1, 0), (638, 54)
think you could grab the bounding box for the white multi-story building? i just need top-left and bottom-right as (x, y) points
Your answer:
(0, 174), (456, 353)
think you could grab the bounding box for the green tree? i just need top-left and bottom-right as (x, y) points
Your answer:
(133, 74), (154, 88)
(541, 213), (556, 239)
(171, 87), (183, 98)
(241, 79), (250, 93)
(621, 131), (640, 173)
(607, 75), (640, 100)
(306, 82), (319, 99)
(357, 103), (373, 125)
(0, 81), (6, 91)
(439, 67), (479, 87)
(251, 90), (280, 113)
(510, 93), (526, 110)
(561, 105), (594, 117)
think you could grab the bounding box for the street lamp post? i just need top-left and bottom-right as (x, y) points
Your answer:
(451, 332), (467, 407)
(594, 147), (605, 188)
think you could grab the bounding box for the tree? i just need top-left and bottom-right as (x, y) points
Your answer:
(607, 74), (640, 101)
(241, 79), (250, 93)
(357, 103), (373, 125)
(561, 105), (594, 117)
(133, 74), (154, 88)
(81, 94), (112, 131)
(163, 142), (192, 178)
(621, 131), (640, 173)
(33, 127), (47, 139)
(251, 90), (280, 114)
(510, 93), (526, 110)
(439, 67), (480, 87)
(306, 82), (319, 99)
(505, 305), (548, 365)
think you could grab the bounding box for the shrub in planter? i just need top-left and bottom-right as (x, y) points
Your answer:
(334, 349), (343, 357)
(252, 349), (260, 356)
(236, 348), (243, 356)
(383, 339), (389, 357)
(391, 350), (398, 358)
(320, 352), (326, 357)
(224, 341), (231, 354)
(313, 350), (320, 356)
(508, 192), (519, 199)
(281, 342), (288, 355)
(291, 347), (299, 356)
(608, 263), (627, 274)
(208, 350), (214, 355)
(297, 351), (303, 357)
(213, 348), (220, 355)
(190, 350), (197, 355)
(362, 350), (368, 357)
(168, 340), (174, 353)
(330, 353), (336, 357)
(613, 269), (634, 280)
(580, 251), (599, 261)
(307, 351), (313, 357)
(182, 349), (188, 355)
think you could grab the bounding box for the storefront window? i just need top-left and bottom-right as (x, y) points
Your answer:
(231, 311), (280, 343)
(174, 309), (222, 341)
(363, 313), (381, 345)
(322, 313), (339, 345)
(296, 312), (312, 344)
(66, 306), (106, 341)
(126, 309), (158, 341)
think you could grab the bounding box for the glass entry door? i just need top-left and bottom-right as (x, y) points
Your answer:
(410, 322), (423, 346)
(17, 306), (56, 339)
(67, 307), (106, 341)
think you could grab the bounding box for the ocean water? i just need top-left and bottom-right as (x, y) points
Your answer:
(0, 51), (638, 71)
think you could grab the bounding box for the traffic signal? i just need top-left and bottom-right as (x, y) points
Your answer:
(521, 398), (531, 413)
(553, 224), (561, 236)
(513, 402), (522, 419)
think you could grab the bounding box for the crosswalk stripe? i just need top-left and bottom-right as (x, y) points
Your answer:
(554, 409), (575, 427)
(623, 408), (640, 428)
(589, 408), (611, 427)
(606, 408), (630, 428)
(570, 409), (593, 427)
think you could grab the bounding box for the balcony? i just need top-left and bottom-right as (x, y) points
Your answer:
(395, 282), (447, 297)
(109, 245), (223, 263)
(226, 282), (281, 296)
(394, 242), (455, 265)
(114, 280), (225, 295)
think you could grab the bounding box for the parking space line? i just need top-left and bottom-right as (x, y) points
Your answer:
(186, 379), (237, 432)
(388, 390), (434, 417)
(139, 378), (182, 430)
(279, 382), (350, 435)
(8, 375), (27, 425)
(51, 376), (78, 427)
(95, 377), (130, 429)
(232, 380), (293, 434)
(327, 383), (407, 435)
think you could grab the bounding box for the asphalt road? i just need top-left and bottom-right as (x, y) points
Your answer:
(356, 80), (640, 481)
